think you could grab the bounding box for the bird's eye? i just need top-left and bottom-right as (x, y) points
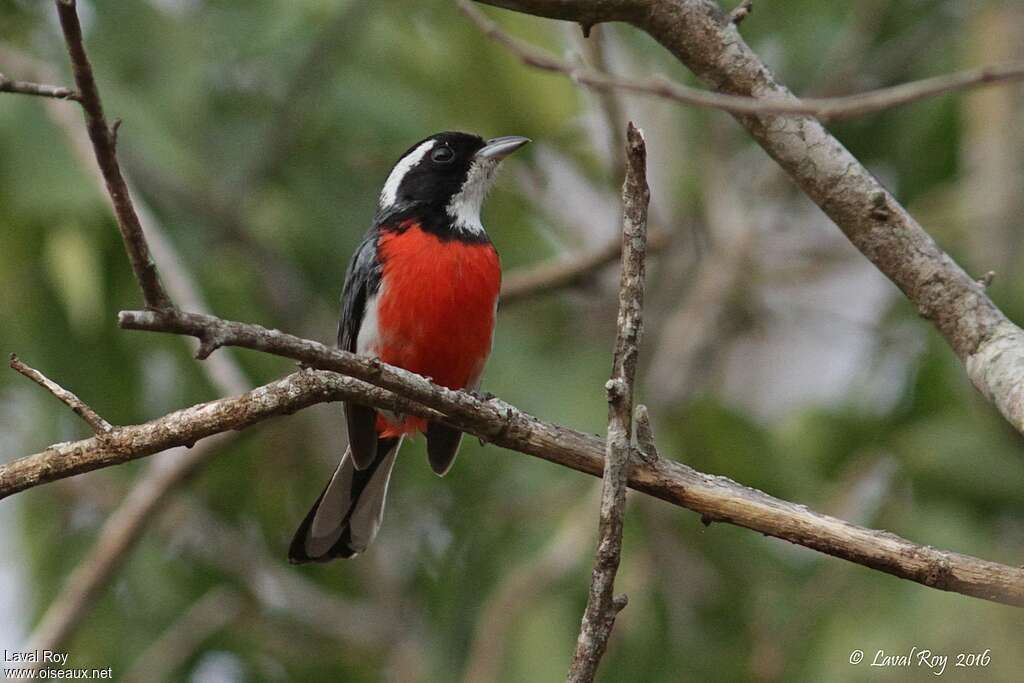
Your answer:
(431, 146), (455, 164)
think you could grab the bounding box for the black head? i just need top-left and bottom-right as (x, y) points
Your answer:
(376, 131), (529, 236)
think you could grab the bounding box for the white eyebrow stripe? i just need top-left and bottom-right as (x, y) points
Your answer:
(379, 139), (436, 210)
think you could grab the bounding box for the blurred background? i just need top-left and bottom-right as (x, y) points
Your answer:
(2, 0), (1024, 680)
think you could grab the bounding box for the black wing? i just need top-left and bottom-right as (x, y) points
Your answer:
(338, 232), (382, 352)
(338, 233), (384, 470)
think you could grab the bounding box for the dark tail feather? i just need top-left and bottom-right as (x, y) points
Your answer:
(288, 437), (401, 563)
(426, 422), (463, 476)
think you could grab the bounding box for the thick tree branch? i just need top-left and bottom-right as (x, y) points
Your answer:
(53, 0), (172, 309)
(472, 0), (1024, 439)
(9, 354), (112, 434)
(0, 73), (78, 100)
(2, 314), (1020, 606)
(0, 369), (436, 501)
(462, 2), (1024, 120)
(569, 123), (649, 682)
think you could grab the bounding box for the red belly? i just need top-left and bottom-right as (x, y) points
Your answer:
(373, 224), (501, 436)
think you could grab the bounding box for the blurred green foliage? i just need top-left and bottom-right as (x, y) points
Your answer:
(2, 0), (1023, 681)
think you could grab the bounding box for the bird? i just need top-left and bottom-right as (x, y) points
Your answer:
(289, 131), (530, 563)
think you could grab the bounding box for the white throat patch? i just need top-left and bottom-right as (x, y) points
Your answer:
(379, 139), (436, 210)
(446, 157), (500, 236)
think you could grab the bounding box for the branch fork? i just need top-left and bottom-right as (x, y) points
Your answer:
(9, 354), (113, 435)
(463, 1), (1024, 120)
(54, 0), (174, 311)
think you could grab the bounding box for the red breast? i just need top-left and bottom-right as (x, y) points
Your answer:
(373, 222), (501, 436)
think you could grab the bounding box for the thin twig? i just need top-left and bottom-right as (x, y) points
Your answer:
(633, 404), (659, 463)
(5, 43), (252, 661)
(458, 1), (1024, 121)
(54, 0), (173, 309)
(9, 354), (112, 434)
(123, 150), (321, 327)
(473, 0), (1024, 435)
(730, 0), (754, 25)
(5, 44), (248, 397)
(2, 328), (1023, 605)
(501, 229), (669, 304)
(568, 123), (649, 682)
(0, 73), (78, 100)
(0, 44), (246, 397)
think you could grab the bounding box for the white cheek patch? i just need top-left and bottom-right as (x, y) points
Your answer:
(446, 157), (499, 236)
(379, 139), (436, 210)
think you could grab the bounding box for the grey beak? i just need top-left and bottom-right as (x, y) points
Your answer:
(477, 135), (531, 160)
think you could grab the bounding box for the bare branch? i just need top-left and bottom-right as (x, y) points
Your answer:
(9, 354), (112, 434)
(0, 73), (78, 100)
(460, 1), (1024, 121)
(4, 44), (251, 660)
(1, 323), (1023, 605)
(501, 229), (669, 303)
(569, 123), (649, 682)
(54, 0), (172, 309)
(473, 0), (1024, 449)
(0, 368), (436, 500)
(640, 0), (1024, 435)
(1, 45), (249, 398)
